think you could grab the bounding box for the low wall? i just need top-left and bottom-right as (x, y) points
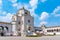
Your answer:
(46, 32), (60, 35)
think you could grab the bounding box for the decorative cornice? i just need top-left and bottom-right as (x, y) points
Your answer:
(0, 22), (11, 24)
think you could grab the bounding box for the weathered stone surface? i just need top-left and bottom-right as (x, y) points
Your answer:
(0, 36), (60, 40)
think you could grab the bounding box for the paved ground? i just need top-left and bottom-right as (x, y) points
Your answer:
(0, 36), (60, 40)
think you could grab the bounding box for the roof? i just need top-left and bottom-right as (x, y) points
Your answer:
(34, 27), (42, 30)
(40, 24), (60, 28)
(46, 26), (60, 28)
(35, 26), (60, 29)
(17, 7), (30, 13)
(0, 22), (11, 24)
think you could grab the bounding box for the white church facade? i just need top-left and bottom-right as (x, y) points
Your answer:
(12, 7), (34, 36)
(0, 7), (60, 36)
(0, 7), (35, 36)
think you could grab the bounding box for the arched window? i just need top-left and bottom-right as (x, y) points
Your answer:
(5, 26), (8, 31)
(18, 28), (21, 31)
(57, 29), (58, 32)
(0, 27), (2, 30)
(25, 12), (28, 15)
(0, 26), (4, 30)
(28, 27), (31, 30)
(18, 21), (21, 24)
(28, 20), (30, 23)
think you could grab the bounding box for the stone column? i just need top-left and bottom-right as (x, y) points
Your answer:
(21, 25), (26, 37)
(12, 23), (18, 36)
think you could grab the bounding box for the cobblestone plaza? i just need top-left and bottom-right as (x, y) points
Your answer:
(0, 36), (60, 40)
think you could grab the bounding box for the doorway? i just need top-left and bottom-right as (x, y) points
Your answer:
(0, 26), (4, 36)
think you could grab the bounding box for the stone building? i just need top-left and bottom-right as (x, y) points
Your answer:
(0, 22), (12, 36)
(0, 7), (60, 36)
(12, 7), (34, 36)
(43, 26), (60, 35)
(0, 7), (35, 36)
(35, 24), (60, 35)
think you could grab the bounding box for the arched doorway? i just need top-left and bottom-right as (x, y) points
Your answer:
(28, 27), (31, 31)
(27, 27), (32, 34)
(5, 26), (8, 31)
(17, 27), (21, 36)
(0, 26), (4, 36)
(3, 26), (9, 36)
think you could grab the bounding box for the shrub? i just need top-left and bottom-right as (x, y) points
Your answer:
(26, 35), (39, 37)
(26, 33), (42, 37)
(47, 34), (54, 36)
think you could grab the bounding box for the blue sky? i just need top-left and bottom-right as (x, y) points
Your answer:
(0, 0), (60, 27)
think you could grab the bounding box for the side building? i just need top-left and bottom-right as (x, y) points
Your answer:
(35, 24), (60, 35)
(0, 22), (12, 36)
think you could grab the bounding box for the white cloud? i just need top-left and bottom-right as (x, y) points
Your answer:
(39, 12), (49, 20)
(40, 21), (47, 25)
(41, 0), (47, 2)
(38, 21), (48, 26)
(29, 0), (38, 8)
(2, 11), (7, 15)
(0, 0), (2, 9)
(55, 14), (60, 16)
(12, 0), (38, 17)
(39, 12), (49, 26)
(29, 0), (38, 17)
(0, 13), (13, 22)
(12, 3), (23, 10)
(0, 10), (2, 14)
(29, 8), (38, 17)
(0, 0), (2, 5)
(9, 0), (17, 3)
(24, 4), (31, 10)
(52, 6), (60, 16)
(29, 0), (38, 12)
(12, 3), (18, 7)
(0, 11), (7, 15)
